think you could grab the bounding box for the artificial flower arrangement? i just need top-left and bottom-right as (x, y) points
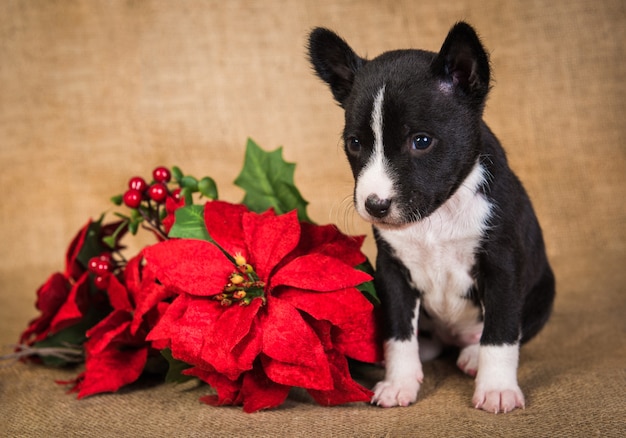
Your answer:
(11, 139), (382, 413)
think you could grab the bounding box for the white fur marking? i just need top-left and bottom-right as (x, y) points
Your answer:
(355, 85), (397, 221)
(473, 344), (525, 413)
(377, 162), (491, 347)
(371, 85), (385, 152)
(372, 301), (423, 407)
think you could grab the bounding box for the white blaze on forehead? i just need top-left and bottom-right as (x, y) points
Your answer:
(355, 85), (396, 219)
(371, 85), (386, 153)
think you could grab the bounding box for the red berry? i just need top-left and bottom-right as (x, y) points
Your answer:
(88, 257), (100, 273)
(128, 176), (147, 192)
(123, 189), (142, 208)
(153, 166), (171, 183)
(171, 188), (182, 202)
(94, 274), (110, 290)
(99, 253), (113, 263)
(97, 260), (112, 275)
(148, 183), (168, 203)
(88, 256), (111, 275)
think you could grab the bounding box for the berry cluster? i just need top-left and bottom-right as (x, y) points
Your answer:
(123, 167), (173, 209)
(87, 253), (116, 290)
(111, 166), (218, 241)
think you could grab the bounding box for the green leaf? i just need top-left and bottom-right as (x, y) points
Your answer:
(160, 348), (194, 384)
(180, 175), (199, 191)
(355, 259), (380, 306)
(198, 176), (218, 199)
(102, 219), (129, 249)
(129, 219), (140, 235)
(110, 194), (123, 206)
(75, 217), (106, 269)
(32, 325), (87, 366)
(168, 205), (212, 242)
(171, 166), (184, 182)
(234, 138), (312, 222)
(180, 187), (194, 205)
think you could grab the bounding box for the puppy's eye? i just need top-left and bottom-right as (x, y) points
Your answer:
(410, 134), (436, 152)
(346, 137), (362, 155)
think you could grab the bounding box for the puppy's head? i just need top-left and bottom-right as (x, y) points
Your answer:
(309, 23), (491, 227)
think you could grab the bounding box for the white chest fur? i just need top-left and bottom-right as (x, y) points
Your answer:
(377, 162), (492, 346)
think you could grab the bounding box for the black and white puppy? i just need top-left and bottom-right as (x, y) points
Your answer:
(308, 22), (555, 414)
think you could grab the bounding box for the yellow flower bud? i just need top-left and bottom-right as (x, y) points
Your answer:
(234, 253), (247, 267)
(230, 273), (245, 285)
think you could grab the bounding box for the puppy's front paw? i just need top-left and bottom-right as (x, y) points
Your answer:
(371, 377), (422, 408)
(472, 385), (525, 414)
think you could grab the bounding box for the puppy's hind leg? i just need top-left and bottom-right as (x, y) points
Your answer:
(457, 343), (480, 377)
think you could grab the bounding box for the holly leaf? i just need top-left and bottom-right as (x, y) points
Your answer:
(168, 205), (212, 242)
(234, 138), (312, 222)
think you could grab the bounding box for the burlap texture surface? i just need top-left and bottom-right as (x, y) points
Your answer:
(1, 1), (625, 436)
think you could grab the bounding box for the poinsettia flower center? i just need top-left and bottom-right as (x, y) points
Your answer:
(213, 253), (266, 307)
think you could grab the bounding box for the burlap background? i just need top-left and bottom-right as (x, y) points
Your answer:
(1, 1), (625, 436)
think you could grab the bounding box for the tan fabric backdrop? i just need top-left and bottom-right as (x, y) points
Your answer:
(1, 0), (625, 436)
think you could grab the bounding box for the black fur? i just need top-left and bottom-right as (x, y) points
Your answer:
(309, 22), (557, 412)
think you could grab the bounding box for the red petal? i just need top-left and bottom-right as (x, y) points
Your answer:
(296, 222), (367, 267)
(240, 365), (291, 413)
(230, 318), (263, 373)
(242, 210), (300, 281)
(106, 275), (133, 312)
(276, 286), (374, 327)
(125, 254), (174, 335)
(271, 253), (372, 291)
(200, 299), (263, 377)
(189, 366), (242, 407)
(20, 272), (70, 344)
(77, 346), (148, 398)
(259, 298), (332, 390)
(64, 219), (91, 281)
(143, 239), (233, 297)
(163, 196), (186, 234)
(333, 320), (383, 364)
(304, 318), (374, 406)
(123, 254), (143, 304)
(283, 288), (382, 364)
(85, 310), (135, 355)
(204, 201), (250, 257)
(307, 347), (373, 406)
(48, 272), (90, 334)
(146, 295), (207, 366)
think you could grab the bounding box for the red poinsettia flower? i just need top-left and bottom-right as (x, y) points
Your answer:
(64, 252), (172, 398)
(20, 220), (94, 345)
(20, 219), (128, 346)
(144, 201), (380, 412)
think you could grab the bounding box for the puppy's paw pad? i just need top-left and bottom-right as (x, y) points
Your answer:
(371, 380), (420, 408)
(472, 386), (525, 414)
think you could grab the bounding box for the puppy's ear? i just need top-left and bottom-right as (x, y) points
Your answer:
(308, 28), (366, 107)
(431, 22), (491, 104)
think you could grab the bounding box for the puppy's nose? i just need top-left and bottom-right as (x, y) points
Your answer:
(364, 195), (392, 218)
